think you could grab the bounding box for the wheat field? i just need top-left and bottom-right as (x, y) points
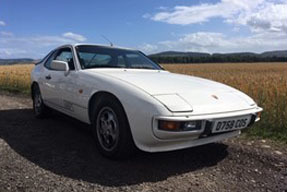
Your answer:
(0, 64), (32, 94)
(0, 62), (287, 140)
(164, 63), (287, 141)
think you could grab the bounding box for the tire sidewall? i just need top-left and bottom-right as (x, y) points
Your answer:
(91, 96), (133, 158)
(32, 85), (45, 118)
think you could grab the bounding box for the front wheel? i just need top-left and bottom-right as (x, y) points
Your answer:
(32, 84), (50, 118)
(92, 95), (136, 159)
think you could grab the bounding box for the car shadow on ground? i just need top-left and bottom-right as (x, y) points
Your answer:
(0, 108), (228, 186)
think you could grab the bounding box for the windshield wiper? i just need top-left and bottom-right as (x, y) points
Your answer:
(85, 65), (124, 69)
(129, 66), (156, 70)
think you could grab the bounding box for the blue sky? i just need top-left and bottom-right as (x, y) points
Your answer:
(0, 0), (286, 58)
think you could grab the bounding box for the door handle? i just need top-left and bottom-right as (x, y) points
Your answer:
(45, 75), (51, 80)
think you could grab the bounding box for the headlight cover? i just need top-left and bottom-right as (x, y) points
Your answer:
(153, 94), (193, 112)
(232, 91), (256, 106)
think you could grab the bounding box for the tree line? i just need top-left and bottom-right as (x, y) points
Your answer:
(149, 55), (287, 64)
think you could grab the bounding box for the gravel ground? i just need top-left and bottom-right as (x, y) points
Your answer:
(0, 92), (286, 192)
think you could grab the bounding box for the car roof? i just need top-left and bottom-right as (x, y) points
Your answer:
(59, 43), (138, 52)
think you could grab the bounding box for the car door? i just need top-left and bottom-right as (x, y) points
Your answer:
(40, 50), (63, 107)
(52, 47), (79, 112)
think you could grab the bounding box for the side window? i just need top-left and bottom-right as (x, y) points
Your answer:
(44, 51), (57, 70)
(55, 48), (75, 70)
(36, 51), (52, 65)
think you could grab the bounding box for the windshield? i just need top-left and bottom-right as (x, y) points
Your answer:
(76, 45), (162, 70)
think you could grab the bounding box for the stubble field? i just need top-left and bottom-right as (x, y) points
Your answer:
(0, 62), (286, 141)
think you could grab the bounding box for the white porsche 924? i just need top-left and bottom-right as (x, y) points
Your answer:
(31, 44), (263, 159)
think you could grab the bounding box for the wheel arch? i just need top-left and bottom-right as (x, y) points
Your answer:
(88, 91), (128, 124)
(88, 91), (137, 147)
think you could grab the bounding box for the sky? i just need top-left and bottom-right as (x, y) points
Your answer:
(0, 0), (286, 59)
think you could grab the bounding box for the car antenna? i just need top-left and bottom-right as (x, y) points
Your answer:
(101, 35), (113, 47)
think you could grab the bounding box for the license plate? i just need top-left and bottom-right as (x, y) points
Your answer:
(212, 116), (251, 133)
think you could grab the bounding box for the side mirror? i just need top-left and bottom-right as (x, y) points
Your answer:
(50, 60), (69, 75)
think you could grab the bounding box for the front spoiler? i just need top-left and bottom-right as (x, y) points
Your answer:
(145, 130), (241, 153)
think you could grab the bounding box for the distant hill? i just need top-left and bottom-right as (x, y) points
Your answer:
(150, 51), (210, 57)
(0, 58), (35, 65)
(260, 50), (287, 58)
(149, 50), (287, 63)
(213, 52), (257, 57)
(150, 50), (287, 58)
(1, 50), (286, 65)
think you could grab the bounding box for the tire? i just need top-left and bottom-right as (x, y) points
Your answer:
(91, 95), (136, 159)
(32, 84), (50, 118)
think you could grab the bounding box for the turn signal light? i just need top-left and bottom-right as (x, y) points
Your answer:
(255, 112), (262, 122)
(256, 112), (261, 118)
(159, 121), (181, 131)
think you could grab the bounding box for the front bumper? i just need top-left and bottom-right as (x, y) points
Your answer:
(145, 130), (242, 152)
(152, 107), (262, 141)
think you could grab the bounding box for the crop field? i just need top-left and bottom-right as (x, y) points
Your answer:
(0, 64), (32, 94)
(164, 62), (287, 141)
(0, 62), (287, 141)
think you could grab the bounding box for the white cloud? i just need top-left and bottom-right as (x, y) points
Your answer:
(148, 0), (287, 34)
(243, 3), (287, 33)
(150, 0), (263, 25)
(140, 43), (159, 53)
(0, 21), (5, 26)
(141, 0), (287, 54)
(62, 32), (86, 42)
(0, 48), (27, 58)
(139, 31), (287, 54)
(157, 6), (169, 11)
(0, 32), (88, 58)
(0, 31), (13, 37)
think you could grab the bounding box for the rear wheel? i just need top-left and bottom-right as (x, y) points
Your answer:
(32, 84), (50, 118)
(92, 95), (135, 159)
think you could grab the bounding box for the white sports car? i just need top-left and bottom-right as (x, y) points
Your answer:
(31, 44), (263, 159)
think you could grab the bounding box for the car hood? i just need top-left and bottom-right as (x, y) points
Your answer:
(87, 69), (256, 113)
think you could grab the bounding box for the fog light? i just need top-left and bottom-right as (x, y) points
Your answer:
(183, 121), (202, 131)
(184, 121), (197, 129)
